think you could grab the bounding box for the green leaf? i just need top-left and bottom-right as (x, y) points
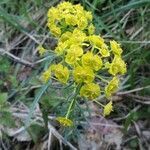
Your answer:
(0, 93), (8, 106)
(27, 123), (47, 143)
(0, 111), (15, 127)
(41, 95), (60, 110)
(124, 107), (150, 131)
(0, 57), (10, 73)
(129, 138), (138, 149)
(0, 0), (10, 4)
(25, 80), (51, 127)
(8, 75), (18, 88)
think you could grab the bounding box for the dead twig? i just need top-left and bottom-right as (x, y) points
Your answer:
(113, 105), (141, 121)
(126, 94), (150, 101)
(133, 122), (145, 150)
(130, 27), (143, 40)
(48, 129), (52, 150)
(117, 85), (150, 95)
(132, 99), (150, 105)
(0, 48), (55, 68)
(0, 48), (34, 68)
(48, 122), (77, 150)
(80, 121), (124, 129)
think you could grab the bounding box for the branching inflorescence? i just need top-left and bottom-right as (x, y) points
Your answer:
(38, 2), (127, 127)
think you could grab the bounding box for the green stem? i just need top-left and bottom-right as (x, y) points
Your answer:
(65, 97), (76, 118)
(96, 75), (109, 83)
(93, 99), (105, 107)
(91, 46), (95, 53)
(65, 84), (81, 118)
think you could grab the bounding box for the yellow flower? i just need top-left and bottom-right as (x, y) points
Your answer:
(110, 40), (123, 56)
(65, 45), (83, 65)
(81, 52), (102, 71)
(77, 16), (88, 30)
(57, 1), (73, 12)
(103, 101), (113, 116)
(104, 62), (111, 69)
(80, 83), (100, 99)
(85, 11), (93, 21)
(47, 7), (60, 21)
(105, 76), (119, 97)
(41, 69), (51, 83)
(65, 14), (78, 26)
(88, 35), (104, 48)
(48, 24), (61, 37)
(74, 4), (83, 11)
(37, 45), (46, 56)
(108, 56), (127, 75)
(88, 36), (110, 57)
(56, 117), (73, 127)
(68, 29), (86, 46)
(52, 64), (70, 84)
(73, 65), (95, 83)
(55, 41), (68, 55)
(99, 43), (110, 57)
(47, 18), (55, 27)
(59, 31), (72, 42)
(88, 24), (95, 35)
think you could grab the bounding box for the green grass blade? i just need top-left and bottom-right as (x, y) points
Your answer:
(0, 6), (27, 32)
(25, 80), (51, 127)
(101, 0), (150, 18)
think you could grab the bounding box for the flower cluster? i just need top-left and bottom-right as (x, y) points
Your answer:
(47, 2), (93, 37)
(56, 117), (73, 127)
(39, 2), (127, 126)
